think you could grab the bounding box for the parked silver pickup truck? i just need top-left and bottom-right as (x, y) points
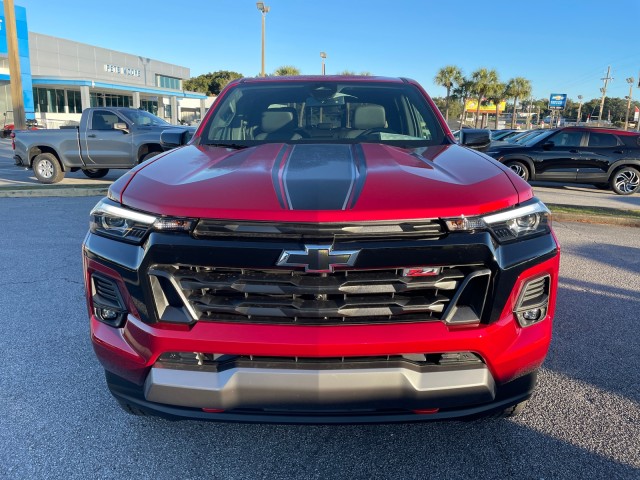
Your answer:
(12, 107), (193, 183)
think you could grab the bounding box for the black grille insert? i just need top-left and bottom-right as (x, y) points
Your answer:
(148, 265), (491, 326)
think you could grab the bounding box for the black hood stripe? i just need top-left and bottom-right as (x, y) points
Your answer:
(271, 145), (289, 209)
(282, 144), (361, 211)
(346, 144), (367, 210)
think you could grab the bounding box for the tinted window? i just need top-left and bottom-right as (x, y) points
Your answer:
(588, 132), (618, 147)
(200, 81), (446, 147)
(91, 110), (121, 130)
(551, 131), (583, 147)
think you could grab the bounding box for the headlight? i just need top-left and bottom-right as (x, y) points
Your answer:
(444, 198), (551, 243)
(90, 198), (194, 244)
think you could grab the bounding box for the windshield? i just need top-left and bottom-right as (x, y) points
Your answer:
(523, 129), (555, 146)
(120, 109), (170, 127)
(198, 80), (447, 147)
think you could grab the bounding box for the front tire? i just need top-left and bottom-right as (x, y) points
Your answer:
(610, 167), (640, 195)
(140, 151), (160, 163)
(505, 161), (529, 181)
(33, 153), (65, 184)
(83, 168), (109, 179)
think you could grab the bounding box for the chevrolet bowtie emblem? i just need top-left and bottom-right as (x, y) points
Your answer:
(276, 245), (360, 273)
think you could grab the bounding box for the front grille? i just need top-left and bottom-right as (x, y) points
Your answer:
(148, 264), (491, 325)
(193, 219), (444, 240)
(156, 351), (485, 372)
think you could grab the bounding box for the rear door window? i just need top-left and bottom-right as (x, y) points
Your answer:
(587, 132), (619, 148)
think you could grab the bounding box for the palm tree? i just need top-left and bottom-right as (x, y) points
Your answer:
(506, 77), (532, 129)
(273, 65), (301, 76)
(470, 68), (500, 128)
(452, 77), (473, 128)
(434, 65), (463, 122)
(486, 83), (508, 129)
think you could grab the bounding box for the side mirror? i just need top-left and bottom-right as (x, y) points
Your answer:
(542, 141), (555, 150)
(113, 122), (129, 133)
(161, 127), (194, 149)
(459, 129), (491, 151)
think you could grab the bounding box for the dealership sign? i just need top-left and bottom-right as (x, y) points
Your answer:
(549, 93), (567, 109)
(464, 99), (507, 114)
(104, 64), (141, 77)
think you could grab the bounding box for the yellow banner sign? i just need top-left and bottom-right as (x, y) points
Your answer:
(464, 99), (506, 114)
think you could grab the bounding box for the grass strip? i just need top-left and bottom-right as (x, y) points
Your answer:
(547, 203), (640, 220)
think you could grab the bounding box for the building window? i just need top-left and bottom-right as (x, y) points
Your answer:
(33, 87), (67, 113)
(141, 99), (158, 115)
(67, 90), (82, 113)
(164, 104), (172, 119)
(89, 93), (132, 108)
(155, 75), (181, 90)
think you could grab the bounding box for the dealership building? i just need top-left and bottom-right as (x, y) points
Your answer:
(0, 2), (212, 127)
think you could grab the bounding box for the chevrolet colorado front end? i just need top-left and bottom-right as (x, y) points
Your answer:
(83, 76), (559, 422)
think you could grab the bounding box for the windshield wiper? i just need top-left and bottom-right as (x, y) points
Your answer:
(204, 142), (249, 150)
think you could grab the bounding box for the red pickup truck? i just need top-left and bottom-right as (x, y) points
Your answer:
(83, 76), (559, 422)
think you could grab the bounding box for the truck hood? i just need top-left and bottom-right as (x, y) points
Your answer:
(116, 143), (529, 222)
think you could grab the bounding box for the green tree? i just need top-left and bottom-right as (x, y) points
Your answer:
(337, 70), (373, 76)
(506, 77), (532, 129)
(273, 65), (301, 76)
(183, 70), (243, 96)
(485, 82), (508, 129)
(470, 68), (500, 128)
(434, 65), (463, 122)
(451, 77), (473, 127)
(433, 97), (462, 125)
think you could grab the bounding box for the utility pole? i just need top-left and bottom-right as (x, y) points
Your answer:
(624, 77), (634, 131)
(598, 65), (613, 124)
(576, 95), (583, 124)
(3, 0), (25, 130)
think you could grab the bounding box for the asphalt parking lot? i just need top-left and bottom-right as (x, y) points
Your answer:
(0, 196), (638, 479)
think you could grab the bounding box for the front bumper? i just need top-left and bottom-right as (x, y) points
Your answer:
(85, 224), (559, 421)
(107, 369), (537, 423)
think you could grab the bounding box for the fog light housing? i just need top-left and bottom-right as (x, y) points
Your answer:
(91, 274), (128, 328)
(99, 308), (119, 321)
(514, 275), (550, 327)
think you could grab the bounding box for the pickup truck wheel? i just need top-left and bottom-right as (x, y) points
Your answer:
(140, 152), (160, 163)
(610, 167), (640, 195)
(83, 168), (109, 179)
(33, 153), (65, 184)
(504, 161), (529, 181)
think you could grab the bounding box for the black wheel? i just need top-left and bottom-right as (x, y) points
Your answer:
(115, 398), (148, 417)
(610, 166), (640, 195)
(505, 160), (529, 181)
(83, 168), (109, 179)
(140, 151), (160, 163)
(33, 153), (65, 184)
(592, 183), (609, 190)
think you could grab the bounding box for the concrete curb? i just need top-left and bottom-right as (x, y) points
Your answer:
(0, 185), (108, 198)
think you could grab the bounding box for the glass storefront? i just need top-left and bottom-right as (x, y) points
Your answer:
(90, 92), (132, 108)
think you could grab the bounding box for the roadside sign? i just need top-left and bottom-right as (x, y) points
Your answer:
(635, 106), (639, 122)
(549, 93), (567, 109)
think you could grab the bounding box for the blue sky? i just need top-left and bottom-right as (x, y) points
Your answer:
(15, 0), (640, 102)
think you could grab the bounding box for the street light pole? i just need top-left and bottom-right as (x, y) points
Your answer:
(320, 52), (327, 75)
(577, 95), (583, 124)
(256, 2), (270, 77)
(624, 77), (634, 131)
